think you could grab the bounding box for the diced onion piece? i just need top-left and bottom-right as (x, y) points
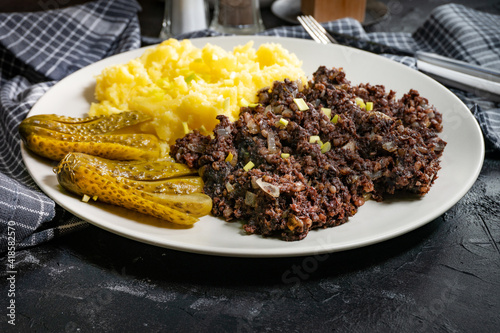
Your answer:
(309, 135), (321, 144)
(331, 114), (339, 124)
(367, 170), (382, 180)
(250, 176), (259, 189)
(281, 153), (290, 159)
(267, 131), (278, 153)
(182, 122), (189, 135)
(225, 182), (234, 193)
(256, 178), (280, 198)
(82, 194), (91, 202)
(382, 141), (397, 152)
(342, 140), (356, 151)
(371, 111), (392, 120)
(92, 195), (98, 201)
(245, 191), (257, 207)
(321, 141), (331, 153)
(243, 161), (255, 171)
(246, 117), (259, 134)
(188, 143), (205, 153)
(287, 214), (303, 231)
(216, 127), (230, 137)
(282, 108), (293, 117)
(293, 98), (309, 111)
(321, 108), (332, 119)
(366, 101), (374, 111)
(296, 78), (303, 91)
(225, 152), (234, 162)
(240, 98), (250, 107)
(278, 118), (289, 127)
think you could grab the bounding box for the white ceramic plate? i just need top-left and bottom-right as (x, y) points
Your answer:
(22, 36), (484, 257)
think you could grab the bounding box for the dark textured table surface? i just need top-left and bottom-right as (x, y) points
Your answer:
(2, 1), (500, 332)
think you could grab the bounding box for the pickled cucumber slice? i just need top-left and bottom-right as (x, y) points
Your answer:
(20, 111), (152, 135)
(55, 153), (212, 225)
(20, 111), (164, 161)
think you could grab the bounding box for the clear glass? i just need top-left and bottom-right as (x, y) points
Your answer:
(160, 0), (209, 39)
(210, 0), (265, 35)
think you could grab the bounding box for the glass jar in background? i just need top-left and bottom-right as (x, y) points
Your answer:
(210, 0), (265, 35)
(160, 0), (209, 39)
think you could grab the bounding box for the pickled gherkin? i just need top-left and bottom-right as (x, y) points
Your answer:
(55, 153), (212, 225)
(19, 111), (165, 161)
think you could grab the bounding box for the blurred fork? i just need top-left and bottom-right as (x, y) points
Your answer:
(297, 15), (338, 44)
(297, 15), (500, 100)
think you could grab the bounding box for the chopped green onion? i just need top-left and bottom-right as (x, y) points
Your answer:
(278, 118), (289, 127)
(92, 195), (98, 201)
(248, 103), (259, 108)
(321, 142), (331, 153)
(157, 78), (171, 89)
(331, 114), (339, 124)
(366, 101), (374, 111)
(293, 98), (309, 111)
(199, 125), (207, 132)
(182, 122), (189, 135)
(225, 152), (234, 162)
(309, 135), (321, 144)
(355, 97), (366, 109)
(243, 161), (255, 171)
(281, 153), (290, 159)
(321, 108), (332, 119)
(184, 73), (197, 83)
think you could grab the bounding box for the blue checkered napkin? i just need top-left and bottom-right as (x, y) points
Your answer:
(0, 0), (142, 253)
(0, 0), (141, 84)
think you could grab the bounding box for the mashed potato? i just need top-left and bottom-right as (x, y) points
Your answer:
(89, 38), (306, 145)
